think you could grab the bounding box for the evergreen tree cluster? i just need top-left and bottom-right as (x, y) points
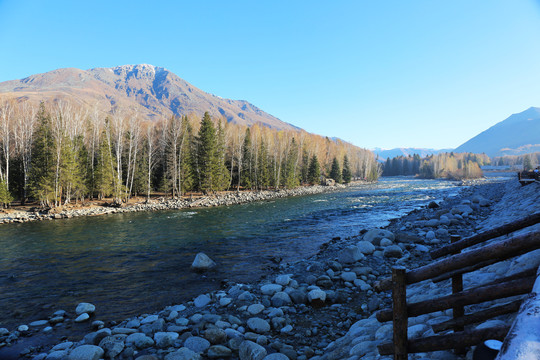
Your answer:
(0, 101), (380, 207)
(382, 152), (489, 180)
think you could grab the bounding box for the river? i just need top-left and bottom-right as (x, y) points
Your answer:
(0, 177), (462, 331)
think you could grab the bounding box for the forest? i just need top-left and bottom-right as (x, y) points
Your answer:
(0, 100), (379, 207)
(382, 152), (489, 180)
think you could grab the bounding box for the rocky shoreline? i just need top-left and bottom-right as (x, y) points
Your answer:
(0, 184), (347, 225)
(2, 176), (539, 360)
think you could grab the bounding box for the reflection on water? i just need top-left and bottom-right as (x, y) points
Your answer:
(0, 177), (460, 328)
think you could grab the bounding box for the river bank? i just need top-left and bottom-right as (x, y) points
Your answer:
(0, 184), (348, 226)
(4, 176), (538, 360)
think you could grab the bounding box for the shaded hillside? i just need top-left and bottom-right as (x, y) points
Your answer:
(0, 64), (298, 131)
(455, 107), (540, 157)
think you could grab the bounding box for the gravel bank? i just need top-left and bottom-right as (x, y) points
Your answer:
(0, 185), (346, 225)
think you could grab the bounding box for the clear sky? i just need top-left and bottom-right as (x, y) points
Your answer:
(1, 0), (540, 150)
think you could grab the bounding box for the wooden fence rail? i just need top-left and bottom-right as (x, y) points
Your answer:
(430, 212), (540, 259)
(375, 214), (540, 358)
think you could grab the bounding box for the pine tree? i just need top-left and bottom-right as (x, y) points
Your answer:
(307, 154), (321, 185)
(29, 103), (55, 206)
(342, 155), (352, 183)
(523, 154), (533, 170)
(60, 136), (87, 204)
(195, 112), (219, 193)
(282, 138), (299, 189)
(330, 157), (342, 183)
(257, 140), (270, 189)
(215, 120), (230, 191)
(300, 148), (309, 184)
(95, 130), (117, 199)
(241, 128), (253, 189)
(0, 179), (12, 208)
(180, 119), (194, 194)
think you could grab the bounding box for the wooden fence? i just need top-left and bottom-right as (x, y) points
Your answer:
(374, 213), (540, 359)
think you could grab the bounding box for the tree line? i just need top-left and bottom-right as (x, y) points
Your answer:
(382, 152), (489, 180)
(0, 100), (379, 207)
(493, 152), (540, 170)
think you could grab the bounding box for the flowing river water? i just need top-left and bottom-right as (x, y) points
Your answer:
(0, 177), (463, 333)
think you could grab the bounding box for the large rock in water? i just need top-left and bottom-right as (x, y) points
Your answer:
(75, 303), (96, 315)
(191, 253), (217, 271)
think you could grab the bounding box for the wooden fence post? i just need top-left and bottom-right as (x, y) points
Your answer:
(451, 235), (466, 354)
(392, 266), (408, 360)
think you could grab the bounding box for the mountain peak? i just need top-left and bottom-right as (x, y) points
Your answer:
(0, 65), (297, 131)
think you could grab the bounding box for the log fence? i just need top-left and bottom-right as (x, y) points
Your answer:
(375, 213), (540, 358)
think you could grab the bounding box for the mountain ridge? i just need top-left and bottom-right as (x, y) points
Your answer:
(0, 64), (298, 131)
(454, 107), (540, 157)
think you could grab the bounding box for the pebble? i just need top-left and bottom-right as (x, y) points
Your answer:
(30, 320), (49, 327)
(141, 314), (159, 324)
(75, 313), (90, 323)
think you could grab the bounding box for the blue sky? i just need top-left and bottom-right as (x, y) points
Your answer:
(1, 1), (540, 150)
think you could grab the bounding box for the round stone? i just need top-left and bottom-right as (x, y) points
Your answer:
(204, 328), (227, 344)
(154, 332), (179, 348)
(260, 284), (282, 296)
(75, 313), (90, 323)
(208, 345), (232, 358)
(68, 345), (104, 360)
(247, 318), (270, 333)
(126, 333), (155, 349)
(184, 336), (210, 353)
(275, 275), (291, 286)
(247, 304), (265, 315)
(239, 340), (267, 360)
(194, 294), (211, 308)
(270, 292), (292, 307)
(75, 303), (96, 315)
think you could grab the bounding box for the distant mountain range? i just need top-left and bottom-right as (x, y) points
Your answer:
(372, 147), (451, 160)
(454, 107), (540, 157)
(0, 64), (298, 131)
(375, 107), (540, 159)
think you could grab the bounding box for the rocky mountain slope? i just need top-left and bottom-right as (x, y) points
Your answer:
(0, 64), (298, 131)
(455, 107), (540, 157)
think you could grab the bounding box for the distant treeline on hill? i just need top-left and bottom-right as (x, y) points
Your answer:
(0, 100), (379, 207)
(382, 152), (489, 180)
(493, 152), (540, 170)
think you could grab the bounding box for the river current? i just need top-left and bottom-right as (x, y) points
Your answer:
(0, 177), (462, 330)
